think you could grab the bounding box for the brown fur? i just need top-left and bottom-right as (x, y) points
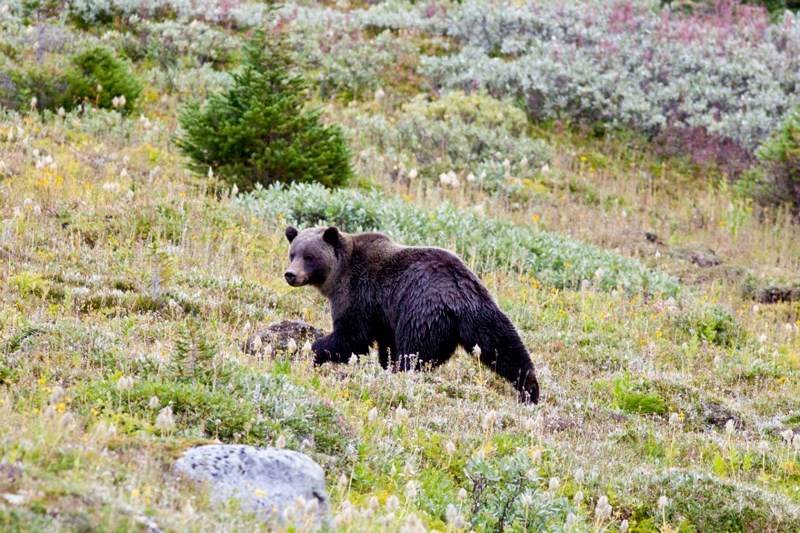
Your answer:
(284, 226), (539, 403)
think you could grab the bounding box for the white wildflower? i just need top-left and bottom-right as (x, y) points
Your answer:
(368, 407), (378, 422)
(102, 181), (121, 193)
(658, 495), (669, 511)
(301, 340), (312, 357)
(482, 410), (498, 432)
(155, 406), (175, 433)
(395, 404), (409, 424)
(594, 495), (612, 521)
(148, 396), (160, 410)
(725, 419), (736, 435)
(457, 488), (468, 501)
(573, 490), (584, 505)
(620, 519), (629, 532)
(336, 473), (348, 494)
(286, 338), (297, 353)
(250, 335), (262, 353)
(408, 168), (418, 180)
(445, 503), (464, 527)
(385, 495), (400, 512)
(404, 480), (418, 500)
(49, 386), (65, 405)
(275, 434), (286, 449)
(446, 441), (456, 456)
(116, 376), (134, 392)
(548, 477), (560, 492)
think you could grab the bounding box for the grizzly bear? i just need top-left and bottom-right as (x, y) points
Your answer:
(284, 226), (539, 404)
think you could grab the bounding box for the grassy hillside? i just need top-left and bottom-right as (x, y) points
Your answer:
(2, 0), (800, 531)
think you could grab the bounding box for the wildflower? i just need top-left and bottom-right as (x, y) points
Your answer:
(404, 480), (418, 500)
(565, 513), (578, 529)
(472, 344), (481, 358)
(385, 495), (400, 512)
(250, 335), (262, 353)
(573, 467), (585, 484)
(445, 503), (464, 527)
(658, 495), (669, 511)
(301, 340), (312, 357)
(457, 488), (468, 501)
(724, 419), (736, 435)
(368, 407), (378, 422)
(30, 97), (37, 111)
(574, 490), (584, 505)
(336, 473), (348, 494)
(368, 496), (379, 511)
(275, 434), (286, 448)
(520, 156), (528, 168)
(335, 501), (355, 525)
(374, 87), (386, 102)
(401, 513), (425, 533)
(668, 412), (681, 427)
(482, 410), (498, 432)
(793, 434), (800, 452)
(781, 429), (794, 444)
(49, 386), (65, 405)
(116, 376), (134, 392)
(594, 495), (612, 521)
(395, 404), (409, 424)
(620, 519), (629, 532)
(548, 477), (560, 493)
(102, 182), (122, 193)
(286, 338), (297, 353)
(757, 440), (770, 454)
(446, 440), (456, 456)
(408, 168), (418, 180)
(148, 396), (160, 410)
(466, 172), (476, 182)
(155, 406), (175, 433)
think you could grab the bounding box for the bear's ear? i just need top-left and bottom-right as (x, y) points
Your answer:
(285, 226), (298, 243)
(323, 227), (341, 247)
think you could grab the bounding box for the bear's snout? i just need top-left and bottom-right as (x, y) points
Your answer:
(284, 271), (298, 285)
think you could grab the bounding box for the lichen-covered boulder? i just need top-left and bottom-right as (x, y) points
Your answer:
(244, 320), (325, 356)
(173, 445), (329, 528)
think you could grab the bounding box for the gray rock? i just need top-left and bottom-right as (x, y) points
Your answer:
(244, 320), (325, 356)
(173, 445), (329, 527)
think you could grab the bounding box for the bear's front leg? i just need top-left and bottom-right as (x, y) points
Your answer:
(311, 321), (372, 366)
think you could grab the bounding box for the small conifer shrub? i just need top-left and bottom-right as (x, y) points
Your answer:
(176, 31), (353, 191)
(755, 109), (800, 217)
(65, 47), (143, 111)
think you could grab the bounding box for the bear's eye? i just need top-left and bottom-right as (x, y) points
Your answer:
(304, 254), (314, 262)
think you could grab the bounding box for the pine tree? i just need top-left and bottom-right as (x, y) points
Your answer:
(176, 31), (353, 191)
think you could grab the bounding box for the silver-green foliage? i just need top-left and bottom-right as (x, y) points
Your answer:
(240, 183), (680, 296)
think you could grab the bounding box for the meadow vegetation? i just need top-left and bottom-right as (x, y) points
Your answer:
(1, 0), (800, 531)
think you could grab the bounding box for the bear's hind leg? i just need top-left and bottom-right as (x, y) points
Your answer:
(460, 311), (539, 404)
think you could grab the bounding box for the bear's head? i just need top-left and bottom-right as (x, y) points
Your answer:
(284, 226), (343, 293)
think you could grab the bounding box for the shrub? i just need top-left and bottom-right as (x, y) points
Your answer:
(239, 182), (681, 296)
(463, 450), (576, 530)
(348, 91), (551, 191)
(754, 109), (800, 216)
(176, 31), (353, 191)
(63, 47), (142, 111)
(612, 374), (668, 416)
